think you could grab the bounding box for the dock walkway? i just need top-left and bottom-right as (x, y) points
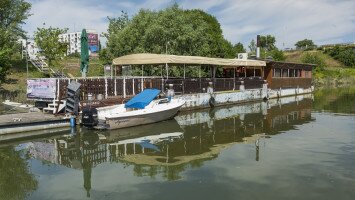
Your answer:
(0, 112), (70, 140)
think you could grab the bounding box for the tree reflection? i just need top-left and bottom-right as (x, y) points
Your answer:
(0, 147), (37, 200)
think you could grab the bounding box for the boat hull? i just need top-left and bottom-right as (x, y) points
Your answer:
(105, 105), (182, 129)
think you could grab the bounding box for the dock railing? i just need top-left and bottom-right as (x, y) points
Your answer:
(28, 76), (267, 102)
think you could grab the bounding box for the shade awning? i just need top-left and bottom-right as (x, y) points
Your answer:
(125, 88), (161, 109)
(113, 53), (266, 67)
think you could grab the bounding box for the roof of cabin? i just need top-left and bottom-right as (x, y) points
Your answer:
(112, 53), (266, 67)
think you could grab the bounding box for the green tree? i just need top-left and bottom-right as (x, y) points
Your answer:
(34, 27), (68, 70)
(248, 39), (256, 53)
(295, 39), (316, 50)
(0, 0), (31, 84)
(325, 46), (355, 68)
(336, 48), (355, 68)
(301, 52), (325, 71)
(104, 4), (235, 76)
(233, 42), (246, 56)
(259, 35), (276, 50)
(269, 49), (285, 61)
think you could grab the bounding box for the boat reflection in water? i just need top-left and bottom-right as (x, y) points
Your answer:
(19, 94), (313, 196)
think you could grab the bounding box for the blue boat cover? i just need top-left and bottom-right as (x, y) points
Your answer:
(139, 140), (160, 152)
(124, 88), (161, 109)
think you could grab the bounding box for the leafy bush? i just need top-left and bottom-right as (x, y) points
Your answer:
(269, 49), (285, 61)
(324, 46), (355, 68)
(301, 53), (326, 71)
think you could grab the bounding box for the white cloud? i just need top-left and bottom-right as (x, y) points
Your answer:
(24, 0), (355, 49)
(208, 0), (355, 48)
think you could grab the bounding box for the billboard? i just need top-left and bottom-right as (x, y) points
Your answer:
(27, 79), (56, 100)
(88, 33), (99, 53)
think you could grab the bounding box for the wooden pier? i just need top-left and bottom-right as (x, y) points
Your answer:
(0, 112), (70, 141)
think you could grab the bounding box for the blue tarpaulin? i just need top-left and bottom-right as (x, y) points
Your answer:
(124, 88), (160, 109)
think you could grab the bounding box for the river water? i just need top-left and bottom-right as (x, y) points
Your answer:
(0, 88), (354, 200)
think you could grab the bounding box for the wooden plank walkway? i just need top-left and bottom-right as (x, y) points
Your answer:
(0, 112), (64, 127)
(0, 112), (71, 138)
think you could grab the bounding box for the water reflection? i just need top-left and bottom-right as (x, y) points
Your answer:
(313, 87), (355, 114)
(0, 147), (38, 199)
(0, 94), (317, 198)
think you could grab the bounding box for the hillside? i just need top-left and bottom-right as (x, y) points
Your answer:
(284, 50), (343, 67)
(57, 57), (104, 77)
(284, 50), (355, 86)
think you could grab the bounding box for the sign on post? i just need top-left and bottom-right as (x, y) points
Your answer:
(27, 79), (56, 100)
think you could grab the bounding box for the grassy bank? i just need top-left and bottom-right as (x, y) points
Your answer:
(0, 57), (105, 102)
(0, 60), (45, 102)
(56, 57), (104, 77)
(284, 50), (355, 86)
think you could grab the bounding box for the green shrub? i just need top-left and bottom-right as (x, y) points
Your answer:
(301, 53), (326, 71)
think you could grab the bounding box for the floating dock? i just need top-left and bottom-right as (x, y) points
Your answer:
(0, 112), (70, 141)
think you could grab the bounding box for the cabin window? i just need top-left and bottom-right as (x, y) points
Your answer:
(296, 69), (301, 77)
(282, 69), (288, 77)
(289, 69), (295, 77)
(305, 71), (311, 78)
(273, 68), (281, 77)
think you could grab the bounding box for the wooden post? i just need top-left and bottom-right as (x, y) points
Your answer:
(114, 78), (117, 96)
(234, 67), (236, 90)
(166, 63), (169, 79)
(123, 77), (126, 98)
(141, 65), (144, 91)
(183, 64), (186, 79)
(132, 78), (135, 95)
(56, 78), (60, 100)
(199, 65), (201, 92)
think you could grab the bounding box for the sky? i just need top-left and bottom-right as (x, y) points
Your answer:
(24, 0), (355, 49)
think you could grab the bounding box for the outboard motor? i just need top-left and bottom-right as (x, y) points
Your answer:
(82, 107), (98, 127)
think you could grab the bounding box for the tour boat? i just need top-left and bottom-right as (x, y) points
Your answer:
(82, 89), (185, 129)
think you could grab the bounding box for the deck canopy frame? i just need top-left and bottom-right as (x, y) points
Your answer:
(113, 53), (266, 79)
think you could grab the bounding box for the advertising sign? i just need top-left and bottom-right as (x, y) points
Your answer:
(88, 33), (99, 53)
(27, 79), (56, 100)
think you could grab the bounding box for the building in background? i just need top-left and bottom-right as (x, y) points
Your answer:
(59, 29), (99, 56)
(18, 38), (42, 60)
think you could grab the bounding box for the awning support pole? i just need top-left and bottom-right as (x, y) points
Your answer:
(234, 67), (236, 90)
(141, 65), (144, 91)
(184, 64), (186, 79)
(166, 63), (169, 79)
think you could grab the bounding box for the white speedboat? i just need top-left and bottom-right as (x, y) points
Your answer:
(82, 89), (185, 129)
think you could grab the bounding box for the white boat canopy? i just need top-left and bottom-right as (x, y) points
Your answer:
(112, 53), (266, 67)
